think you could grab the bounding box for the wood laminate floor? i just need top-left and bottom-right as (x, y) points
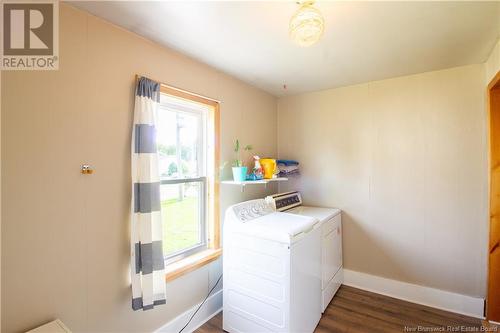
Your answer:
(195, 285), (498, 333)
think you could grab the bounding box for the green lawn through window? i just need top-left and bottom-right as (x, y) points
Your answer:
(161, 197), (200, 256)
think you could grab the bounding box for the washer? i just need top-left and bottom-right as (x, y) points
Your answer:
(223, 199), (322, 333)
(266, 191), (343, 312)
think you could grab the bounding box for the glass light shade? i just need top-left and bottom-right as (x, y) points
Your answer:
(289, 2), (325, 47)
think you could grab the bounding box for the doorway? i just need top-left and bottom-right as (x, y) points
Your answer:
(488, 70), (500, 323)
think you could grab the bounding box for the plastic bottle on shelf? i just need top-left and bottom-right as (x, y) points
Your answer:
(248, 155), (263, 180)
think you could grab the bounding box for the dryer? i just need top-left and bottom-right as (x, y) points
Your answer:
(266, 192), (343, 312)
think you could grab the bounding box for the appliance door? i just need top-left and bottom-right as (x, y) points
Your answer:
(290, 227), (322, 333)
(322, 214), (342, 288)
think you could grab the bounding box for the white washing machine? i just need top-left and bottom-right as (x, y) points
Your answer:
(223, 199), (322, 333)
(266, 191), (343, 312)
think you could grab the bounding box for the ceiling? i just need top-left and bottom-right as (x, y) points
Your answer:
(70, 1), (500, 96)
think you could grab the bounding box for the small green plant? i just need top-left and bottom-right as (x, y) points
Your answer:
(233, 139), (253, 167)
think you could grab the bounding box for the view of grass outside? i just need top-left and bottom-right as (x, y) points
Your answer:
(161, 194), (200, 256)
(157, 103), (204, 258)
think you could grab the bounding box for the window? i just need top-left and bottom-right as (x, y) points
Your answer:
(157, 85), (220, 279)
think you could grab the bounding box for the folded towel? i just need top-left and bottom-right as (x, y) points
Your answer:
(278, 169), (300, 177)
(277, 159), (299, 166)
(278, 164), (299, 173)
(278, 163), (300, 177)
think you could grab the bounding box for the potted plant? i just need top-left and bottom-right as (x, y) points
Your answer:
(232, 139), (253, 181)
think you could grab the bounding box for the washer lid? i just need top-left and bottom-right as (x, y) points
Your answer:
(230, 212), (319, 244)
(286, 206), (341, 223)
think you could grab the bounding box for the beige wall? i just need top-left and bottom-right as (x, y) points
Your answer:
(486, 39), (500, 85)
(485, 0), (499, 84)
(278, 64), (488, 298)
(1, 4), (277, 333)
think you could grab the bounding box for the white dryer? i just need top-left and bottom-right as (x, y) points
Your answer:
(223, 199), (322, 333)
(266, 192), (343, 312)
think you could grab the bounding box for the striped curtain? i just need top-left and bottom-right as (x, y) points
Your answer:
(130, 77), (166, 311)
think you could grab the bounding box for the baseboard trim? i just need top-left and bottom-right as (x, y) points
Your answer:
(155, 289), (222, 333)
(343, 269), (485, 319)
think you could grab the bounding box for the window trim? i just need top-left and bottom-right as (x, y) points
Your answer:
(158, 82), (221, 281)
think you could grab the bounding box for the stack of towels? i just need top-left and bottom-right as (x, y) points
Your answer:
(277, 159), (299, 177)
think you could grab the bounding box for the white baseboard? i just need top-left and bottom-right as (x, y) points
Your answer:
(155, 289), (222, 333)
(343, 269), (485, 319)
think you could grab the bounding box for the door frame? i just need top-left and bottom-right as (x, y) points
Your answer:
(487, 69), (500, 322)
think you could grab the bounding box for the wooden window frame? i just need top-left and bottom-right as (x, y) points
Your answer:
(158, 83), (221, 282)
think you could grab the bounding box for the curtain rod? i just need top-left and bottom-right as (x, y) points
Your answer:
(135, 74), (221, 104)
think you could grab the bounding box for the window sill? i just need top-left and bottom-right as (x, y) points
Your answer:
(165, 248), (222, 282)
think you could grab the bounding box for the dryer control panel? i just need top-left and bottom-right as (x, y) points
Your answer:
(266, 191), (303, 211)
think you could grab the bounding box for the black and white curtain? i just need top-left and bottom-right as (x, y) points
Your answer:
(130, 77), (166, 311)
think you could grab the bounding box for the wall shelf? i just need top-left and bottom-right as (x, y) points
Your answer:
(221, 177), (288, 191)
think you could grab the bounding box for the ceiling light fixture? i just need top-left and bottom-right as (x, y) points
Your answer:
(289, 1), (325, 47)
